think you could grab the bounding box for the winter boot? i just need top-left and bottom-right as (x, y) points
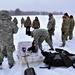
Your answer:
(60, 43), (65, 47)
(9, 64), (14, 68)
(0, 63), (2, 69)
(49, 48), (54, 51)
(73, 63), (75, 68)
(9, 62), (15, 69)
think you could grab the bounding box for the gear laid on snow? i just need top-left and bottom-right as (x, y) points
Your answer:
(40, 48), (75, 69)
(17, 41), (43, 67)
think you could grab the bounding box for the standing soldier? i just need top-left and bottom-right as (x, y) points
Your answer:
(0, 10), (18, 69)
(47, 13), (56, 42)
(32, 17), (40, 29)
(68, 15), (75, 40)
(21, 17), (24, 27)
(13, 17), (18, 26)
(61, 13), (70, 47)
(24, 16), (31, 34)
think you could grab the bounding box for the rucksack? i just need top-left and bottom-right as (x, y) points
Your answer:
(40, 48), (75, 69)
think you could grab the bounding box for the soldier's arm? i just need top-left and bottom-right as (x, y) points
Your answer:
(33, 34), (39, 50)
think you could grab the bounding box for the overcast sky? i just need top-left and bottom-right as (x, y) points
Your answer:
(0, 0), (75, 14)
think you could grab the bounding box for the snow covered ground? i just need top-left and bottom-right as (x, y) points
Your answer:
(0, 15), (75, 75)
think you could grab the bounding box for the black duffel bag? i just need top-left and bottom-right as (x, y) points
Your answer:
(40, 48), (75, 69)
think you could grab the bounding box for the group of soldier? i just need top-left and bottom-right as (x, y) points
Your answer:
(61, 13), (75, 47)
(0, 10), (75, 69)
(13, 16), (40, 28)
(12, 12), (75, 51)
(13, 16), (40, 34)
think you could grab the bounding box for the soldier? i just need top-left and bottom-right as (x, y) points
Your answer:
(61, 13), (70, 47)
(0, 10), (18, 69)
(68, 15), (75, 40)
(47, 13), (56, 42)
(21, 17), (24, 27)
(27, 29), (54, 53)
(24, 16), (31, 34)
(13, 17), (18, 26)
(32, 17), (40, 29)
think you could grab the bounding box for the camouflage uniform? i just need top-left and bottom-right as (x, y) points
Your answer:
(13, 17), (18, 25)
(61, 15), (70, 46)
(21, 17), (24, 27)
(31, 29), (53, 52)
(24, 17), (31, 34)
(32, 17), (40, 29)
(68, 15), (75, 40)
(0, 10), (18, 67)
(47, 13), (55, 42)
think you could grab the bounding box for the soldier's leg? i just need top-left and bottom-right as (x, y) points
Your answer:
(0, 46), (5, 65)
(49, 34), (52, 42)
(48, 30), (52, 41)
(45, 36), (53, 49)
(38, 37), (44, 51)
(38, 42), (42, 51)
(6, 46), (15, 67)
(3, 47), (7, 58)
(21, 24), (22, 27)
(61, 34), (66, 47)
(69, 31), (73, 40)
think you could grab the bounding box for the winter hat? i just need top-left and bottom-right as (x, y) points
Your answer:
(0, 10), (12, 20)
(64, 13), (69, 17)
(48, 13), (53, 17)
(70, 15), (73, 18)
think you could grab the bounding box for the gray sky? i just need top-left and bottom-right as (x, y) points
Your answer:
(0, 0), (75, 14)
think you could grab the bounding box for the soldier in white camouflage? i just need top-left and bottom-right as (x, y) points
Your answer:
(0, 10), (18, 69)
(27, 29), (54, 52)
(47, 13), (56, 42)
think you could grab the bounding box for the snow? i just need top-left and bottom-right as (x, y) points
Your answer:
(0, 15), (75, 75)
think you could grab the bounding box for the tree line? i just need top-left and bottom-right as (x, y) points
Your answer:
(0, 8), (63, 16)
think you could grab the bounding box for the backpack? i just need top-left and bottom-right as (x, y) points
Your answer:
(40, 48), (75, 69)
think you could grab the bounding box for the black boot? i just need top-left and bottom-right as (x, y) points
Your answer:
(49, 48), (54, 51)
(9, 62), (15, 69)
(9, 64), (14, 68)
(0, 63), (2, 69)
(0, 63), (2, 65)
